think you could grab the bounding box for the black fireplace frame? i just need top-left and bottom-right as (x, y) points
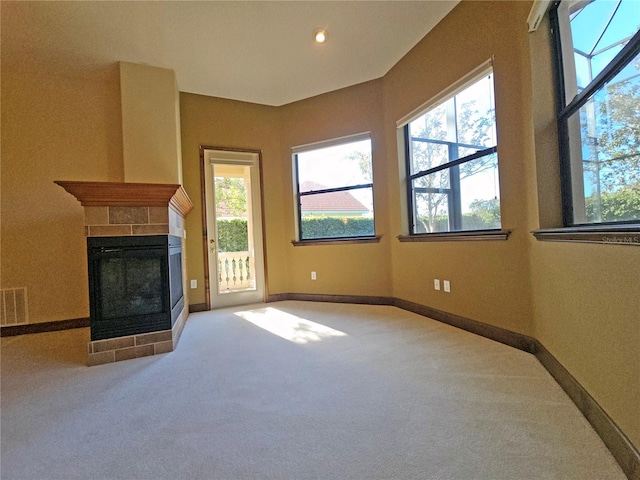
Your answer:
(87, 235), (184, 341)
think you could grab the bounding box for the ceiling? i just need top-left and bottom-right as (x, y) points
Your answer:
(4, 1), (458, 106)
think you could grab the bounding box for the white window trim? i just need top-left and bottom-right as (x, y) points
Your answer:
(396, 58), (494, 129)
(291, 132), (374, 243)
(292, 132), (372, 155)
(396, 60), (504, 238)
(527, 0), (552, 32)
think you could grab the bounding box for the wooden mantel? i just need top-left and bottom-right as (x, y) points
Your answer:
(55, 181), (193, 217)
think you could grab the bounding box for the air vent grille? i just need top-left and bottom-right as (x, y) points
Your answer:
(0, 288), (29, 326)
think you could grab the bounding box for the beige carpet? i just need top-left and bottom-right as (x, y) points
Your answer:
(1, 301), (625, 479)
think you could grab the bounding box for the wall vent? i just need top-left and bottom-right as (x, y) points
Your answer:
(0, 288), (29, 326)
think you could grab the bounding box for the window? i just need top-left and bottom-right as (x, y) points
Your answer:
(403, 67), (500, 234)
(293, 134), (374, 241)
(551, 0), (640, 226)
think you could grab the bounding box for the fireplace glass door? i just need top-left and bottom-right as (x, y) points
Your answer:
(88, 235), (182, 341)
(99, 254), (164, 320)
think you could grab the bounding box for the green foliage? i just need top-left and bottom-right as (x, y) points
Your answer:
(410, 88), (497, 232)
(301, 216), (374, 240)
(215, 177), (247, 217)
(216, 219), (248, 252)
(417, 213), (499, 232)
(461, 213), (499, 230)
(585, 184), (640, 223)
(416, 197), (501, 232)
(468, 198), (501, 228)
(595, 60), (640, 192)
(581, 60), (640, 222)
(217, 217), (375, 248)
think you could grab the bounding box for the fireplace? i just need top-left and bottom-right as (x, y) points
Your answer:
(88, 235), (184, 341)
(54, 180), (193, 365)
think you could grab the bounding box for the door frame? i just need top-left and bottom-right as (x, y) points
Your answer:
(199, 145), (268, 310)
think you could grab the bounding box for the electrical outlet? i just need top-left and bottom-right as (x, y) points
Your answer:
(190, 279), (197, 289)
(443, 280), (451, 293)
(434, 279), (440, 291)
(311, 271), (317, 280)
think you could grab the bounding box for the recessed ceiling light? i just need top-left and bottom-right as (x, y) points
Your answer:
(313, 29), (327, 44)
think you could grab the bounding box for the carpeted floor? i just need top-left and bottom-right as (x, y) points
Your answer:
(1, 301), (625, 479)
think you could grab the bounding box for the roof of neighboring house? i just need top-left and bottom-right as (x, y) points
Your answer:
(299, 181), (368, 213)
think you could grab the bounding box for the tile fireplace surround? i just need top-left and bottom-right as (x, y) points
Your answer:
(55, 181), (193, 366)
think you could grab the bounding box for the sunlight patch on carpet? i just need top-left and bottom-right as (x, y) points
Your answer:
(234, 307), (347, 344)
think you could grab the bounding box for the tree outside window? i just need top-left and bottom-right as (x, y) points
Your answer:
(553, 0), (640, 225)
(406, 71), (501, 234)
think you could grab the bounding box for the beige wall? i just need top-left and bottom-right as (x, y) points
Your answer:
(2, 0), (637, 452)
(279, 80), (393, 297)
(528, 20), (640, 447)
(1, 1), (124, 321)
(383, 1), (536, 336)
(530, 242), (640, 447)
(179, 94), (284, 306)
(180, 80), (393, 305)
(120, 62), (183, 185)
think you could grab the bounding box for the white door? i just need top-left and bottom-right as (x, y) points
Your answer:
(203, 149), (265, 308)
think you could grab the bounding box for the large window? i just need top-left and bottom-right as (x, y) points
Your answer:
(551, 0), (640, 226)
(403, 68), (500, 234)
(293, 135), (374, 241)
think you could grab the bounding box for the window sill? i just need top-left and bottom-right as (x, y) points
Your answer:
(532, 225), (640, 246)
(397, 229), (510, 243)
(292, 235), (382, 247)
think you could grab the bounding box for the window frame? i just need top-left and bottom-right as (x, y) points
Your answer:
(549, 0), (640, 228)
(292, 133), (377, 244)
(404, 133), (499, 233)
(399, 63), (506, 239)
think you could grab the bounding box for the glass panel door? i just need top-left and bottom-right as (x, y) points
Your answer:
(204, 149), (265, 309)
(213, 164), (256, 293)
